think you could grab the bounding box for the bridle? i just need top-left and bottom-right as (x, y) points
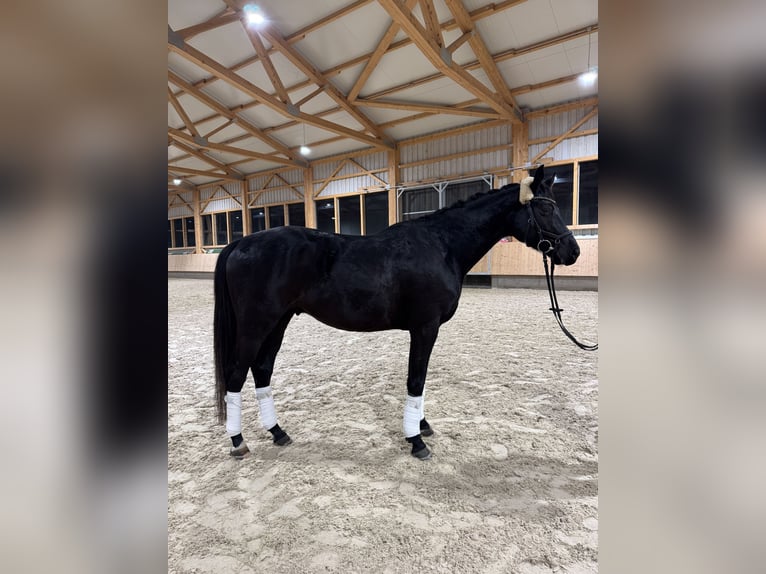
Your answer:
(526, 196), (598, 351)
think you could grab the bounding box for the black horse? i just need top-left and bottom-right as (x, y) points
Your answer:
(214, 166), (579, 460)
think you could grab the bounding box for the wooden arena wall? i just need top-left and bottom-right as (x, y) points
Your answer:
(169, 103), (598, 286)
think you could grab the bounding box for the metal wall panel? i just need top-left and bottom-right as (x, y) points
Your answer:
(529, 133), (598, 163)
(316, 174), (389, 198)
(313, 150), (389, 197)
(399, 124), (511, 184)
(200, 183), (241, 213)
(251, 188), (302, 206)
(168, 191), (193, 218)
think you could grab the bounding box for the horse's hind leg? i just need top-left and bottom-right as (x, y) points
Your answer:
(251, 312), (293, 447)
(404, 321), (440, 460)
(224, 341), (260, 459)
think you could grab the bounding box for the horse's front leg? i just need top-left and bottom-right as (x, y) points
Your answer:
(404, 321), (440, 460)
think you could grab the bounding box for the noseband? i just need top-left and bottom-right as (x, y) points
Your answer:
(525, 196), (573, 254)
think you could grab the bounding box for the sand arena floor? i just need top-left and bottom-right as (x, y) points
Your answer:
(168, 278), (598, 573)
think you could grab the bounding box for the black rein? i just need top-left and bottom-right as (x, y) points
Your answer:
(527, 197), (598, 351)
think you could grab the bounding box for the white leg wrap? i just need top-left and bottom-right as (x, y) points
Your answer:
(256, 386), (278, 430)
(225, 392), (242, 437)
(403, 395), (423, 438)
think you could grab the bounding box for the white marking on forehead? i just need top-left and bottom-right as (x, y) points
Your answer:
(520, 176), (534, 204)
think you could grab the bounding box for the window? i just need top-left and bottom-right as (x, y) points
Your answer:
(215, 213), (228, 245)
(400, 187), (438, 221)
(364, 192), (388, 235)
(544, 163), (574, 226)
(578, 160), (598, 225)
(228, 211), (243, 241)
(167, 220), (172, 248)
(316, 200), (335, 233)
(185, 217), (195, 247)
(338, 196), (361, 235)
(250, 207), (266, 233)
(268, 205), (285, 228)
(173, 219), (184, 247)
(288, 203), (305, 227)
(400, 178), (489, 221)
(202, 214), (213, 246)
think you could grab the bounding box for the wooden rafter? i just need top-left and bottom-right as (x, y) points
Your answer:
(168, 165), (243, 182)
(364, 25), (597, 101)
(243, 26), (291, 105)
(356, 98), (498, 119)
(284, 0), (374, 43)
(530, 107), (598, 164)
(191, 1), (530, 97)
(348, 0), (418, 103)
(418, 0), (444, 47)
(167, 87), (200, 137)
(169, 139), (243, 178)
(176, 10), (239, 40)
(169, 128), (302, 167)
(168, 30), (391, 150)
(258, 27), (388, 142)
(526, 97), (598, 118)
(443, 0), (523, 119)
(377, 0), (519, 121)
(168, 70), (297, 161)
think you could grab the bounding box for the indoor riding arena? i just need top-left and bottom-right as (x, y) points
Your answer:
(169, 1), (598, 572)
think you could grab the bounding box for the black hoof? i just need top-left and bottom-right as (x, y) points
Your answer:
(420, 419), (434, 437)
(406, 434), (431, 461)
(273, 433), (292, 446)
(412, 446), (432, 460)
(268, 424), (292, 446)
(229, 443), (250, 459)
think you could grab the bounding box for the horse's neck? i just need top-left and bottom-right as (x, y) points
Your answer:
(436, 192), (523, 275)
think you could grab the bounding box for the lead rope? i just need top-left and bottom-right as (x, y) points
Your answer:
(542, 253), (598, 351)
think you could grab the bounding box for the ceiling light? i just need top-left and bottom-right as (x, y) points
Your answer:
(300, 145), (311, 156)
(173, 178), (182, 185)
(244, 4), (266, 26)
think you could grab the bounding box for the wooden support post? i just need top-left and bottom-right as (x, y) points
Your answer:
(511, 121), (528, 183)
(240, 180), (250, 236)
(333, 197), (340, 234)
(572, 159), (580, 227)
(388, 147), (399, 225)
(192, 187), (203, 254)
(303, 167), (316, 228)
(359, 194), (366, 235)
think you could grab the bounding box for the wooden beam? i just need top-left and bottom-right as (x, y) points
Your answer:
(313, 160), (349, 198)
(168, 32), (391, 150)
(189, 1), (531, 98)
(168, 165), (243, 182)
(356, 98), (498, 119)
(377, 0), (519, 121)
(529, 128), (597, 146)
(364, 25), (597, 101)
(446, 30), (473, 55)
(169, 128), (302, 167)
(530, 107), (598, 164)
(526, 97), (598, 118)
(167, 87), (200, 137)
(168, 70), (298, 160)
(284, 0), (374, 44)
(176, 11), (240, 40)
(443, 0), (523, 119)
(511, 121), (529, 182)
(347, 0), (418, 103)
(259, 26), (389, 142)
(400, 143), (511, 169)
(169, 138), (243, 178)
(418, 0), (444, 47)
(243, 25), (291, 105)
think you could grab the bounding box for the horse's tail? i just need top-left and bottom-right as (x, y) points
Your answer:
(214, 240), (241, 424)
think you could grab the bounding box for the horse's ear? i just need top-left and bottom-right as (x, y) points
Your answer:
(531, 165), (544, 192)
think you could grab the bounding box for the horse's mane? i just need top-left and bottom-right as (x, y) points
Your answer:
(415, 182), (519, 222)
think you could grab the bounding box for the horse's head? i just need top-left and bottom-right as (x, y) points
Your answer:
(518, 166), (580, 265)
